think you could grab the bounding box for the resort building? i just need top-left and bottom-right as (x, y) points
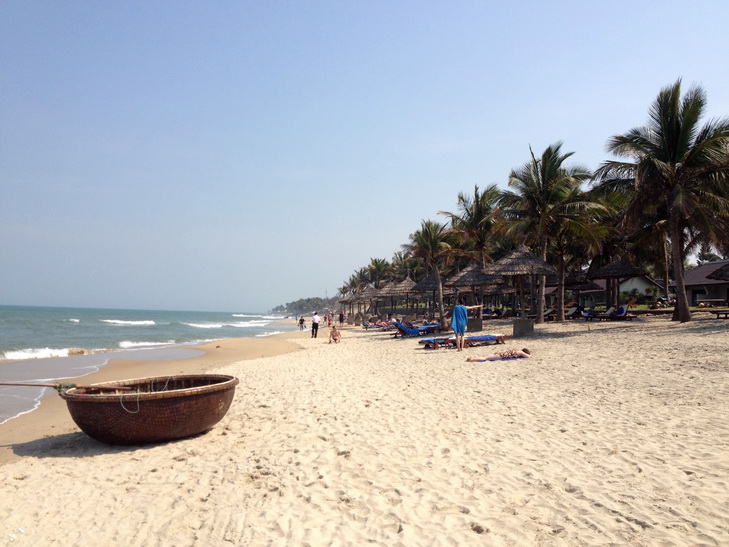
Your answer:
(672, 260), (729, 306)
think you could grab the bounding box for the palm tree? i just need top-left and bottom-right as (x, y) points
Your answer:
(402, 220), (455, 323)
(548, 187), (609, 320)
(390, 251), (412, 282)
(367, 258), (391, 315)
(346, 268), (370, 296)
(439, 184), (503, 267)
(697, 243), (723, 264)
(499, 142), (592, 323)
(367, 258), (391, 289)
(593, 79), (729, 322)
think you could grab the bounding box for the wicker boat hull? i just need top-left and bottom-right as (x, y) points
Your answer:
(59, 374), (239, 445)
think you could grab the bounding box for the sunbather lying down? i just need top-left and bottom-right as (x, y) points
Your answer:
(467, 348), (531, 361)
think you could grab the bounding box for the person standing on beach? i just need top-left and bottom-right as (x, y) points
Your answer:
(311, 311), (320, 338)
(452, 299), (483, 351)
(339, 311), (345, 326)
(298, 316), (305, 331)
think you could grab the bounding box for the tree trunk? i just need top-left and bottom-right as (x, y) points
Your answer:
(556, 254), (566, 321)
(669, 214), (692, 322)
(434, 268), (446, 325)
(663, 239), (670, 299)
(536, 241), (548, 324)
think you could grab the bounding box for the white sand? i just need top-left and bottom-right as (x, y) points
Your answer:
(1, 315), (728, 545)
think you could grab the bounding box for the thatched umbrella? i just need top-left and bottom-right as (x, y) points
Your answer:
(588, 259), (646, 308)
(337, 295), (355, 320)
(349, 285), (381, 318)
(411, 272), (454, 319)
(483, 246), (557, 318)
(447, 262), (502, 288)
(377, 277), (416, 315)
(483, 246), (557, 277)
(588, 259), (646, 279)
(446, 262), (502, 304)
(411, 271), (441, 292)
(560, 271), (588, 288)
(483, 283), (516, 296)
(707, 263), (729, 281)
(392, 276), (416, 294)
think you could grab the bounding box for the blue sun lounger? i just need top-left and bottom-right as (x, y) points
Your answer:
(392, 321), (442, 337)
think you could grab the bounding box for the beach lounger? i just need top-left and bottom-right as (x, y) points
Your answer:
(418, 336), (455, 348)
(418, 334), (507, 349)
(605, 306), (637, 321)
(392, 321), (441, 337)
(393, 322), (419, 336)
(528, 308), (555, 321)
(364, 321), (396, 330)
(564, 306), (580, 319)
(586, 307), (614, 321)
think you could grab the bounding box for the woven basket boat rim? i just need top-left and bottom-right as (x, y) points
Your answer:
(59, 374), (239, 402)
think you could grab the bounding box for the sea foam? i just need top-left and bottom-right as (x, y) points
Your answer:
(118, 340), (176, 349)
(3, 348), (71, 360)
(100, 319), (156, 326)
(183, 320), (270, 329)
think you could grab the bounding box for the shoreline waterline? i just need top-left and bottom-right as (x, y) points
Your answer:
(0, 329), (305, 465)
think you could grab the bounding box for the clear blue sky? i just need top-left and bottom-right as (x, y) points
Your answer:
(2, 1), (728, 312)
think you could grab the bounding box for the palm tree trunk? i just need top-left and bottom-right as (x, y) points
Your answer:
(556, 254), (566, 321)
(536, 240), (548, 324)
(669, 215), (692, 322)
(663, 240), (670, 299)
(434, 268), (446, 324)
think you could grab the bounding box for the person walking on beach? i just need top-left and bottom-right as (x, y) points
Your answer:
(452, 299), (483, 351)
(298, 316), (305, 331)
(467, 348), (531, 361)
(329, 325), (341, 344)
(311, 311), (320, 338)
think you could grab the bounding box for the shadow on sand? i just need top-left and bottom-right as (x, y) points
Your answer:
(2, 430), (185, 460)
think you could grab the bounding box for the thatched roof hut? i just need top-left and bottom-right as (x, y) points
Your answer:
(411, 272), (442, 292)
(483, 246), (557, 277)
(481, 246), (557, 319)
(377, 277), (416, 297)
(349, 285), (381, 303)
(588, 259), (646, 279)
(587, 259), (646, 308)
(446, 262), (502, 288)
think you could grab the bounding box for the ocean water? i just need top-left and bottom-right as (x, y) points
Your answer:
(0, 305), (295, 424)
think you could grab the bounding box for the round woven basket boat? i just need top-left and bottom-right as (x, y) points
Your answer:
(59, 374), (239, 445)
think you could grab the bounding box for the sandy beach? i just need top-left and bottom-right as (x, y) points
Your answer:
(1, 315), (727, 545)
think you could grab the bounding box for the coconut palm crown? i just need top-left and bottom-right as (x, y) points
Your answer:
(593, 79), (729, 322)
(498, 142), (592, 322)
